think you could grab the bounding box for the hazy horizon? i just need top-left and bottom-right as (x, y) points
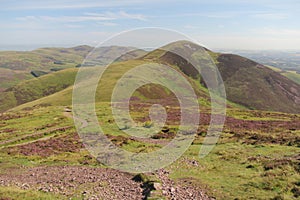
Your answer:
(1, 43), (300, 52)
(1, 0), (300, 50)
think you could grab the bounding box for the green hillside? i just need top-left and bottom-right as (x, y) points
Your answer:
(266, 65), (300, 85)
(9, 59), (211, 113)
(282, 71), (300, 85)
(0, 41), (300, 200)
(143, 41), (300, 113)
(2, 41), (300, 114)
(0, 68), (78, 112)
(0, 45), (145, 92)
(0, 46), (90, 92)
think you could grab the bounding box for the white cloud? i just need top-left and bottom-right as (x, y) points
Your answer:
(118, 11), (146, 21)
(1, 0), (171, 10)
(40, 15), (114, 22)
(16, 16), (39, 21)
(251, 13), (289, 20)
(85, 11), (146, 21)
(97, 22), (118, 26)
(16, 11), (146, 23)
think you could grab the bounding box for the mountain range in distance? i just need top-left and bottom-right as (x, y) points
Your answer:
(0, 40), (300, 200)
(0, 40), (299, 114)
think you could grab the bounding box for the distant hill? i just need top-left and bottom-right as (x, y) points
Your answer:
(0, 45), (90, 91)
(1, 41), (300, 113)
(0, 68), (78, 112)
(0, 45), (146, 91)
(142, 41), (300, 113)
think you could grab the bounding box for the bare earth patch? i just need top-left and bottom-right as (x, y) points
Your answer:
(0, 166), (145, 200)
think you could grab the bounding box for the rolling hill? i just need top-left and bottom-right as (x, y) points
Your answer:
(0, 45), (90, 92)
(0, 68), (78, 112)
(0, 45), (146, 92)
(142, 41), (300, 113)
(1, 40), (299, 114)
(0, 41), (300, 200)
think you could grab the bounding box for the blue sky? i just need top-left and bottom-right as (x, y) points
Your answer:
(1, 0), (300, 50)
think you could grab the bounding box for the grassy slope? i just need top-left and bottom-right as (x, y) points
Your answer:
(266, 65), (300, 85)
(0, 48), (299, 199)
(0, 68), (78, 112)
(0, 46), (90, 92)
(0, 45), (91, 72)
(0, 45), (145, 92)
(10, 59), (212, 112)
(0, 186), (67, 200)
(4, 41), (300, 114)
(141, 41), (300, 113)
(0, 68), (32, 91)
(216, 54), (300, 113)
(1, 100), (300, 199)
(282, 71), (300, 85)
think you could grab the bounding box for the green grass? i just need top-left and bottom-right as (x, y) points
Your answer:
(0, 68), (78, 112)
(9, 58), (214, 112)
(227, 108), (294, 121)
(1, 102), (300, 199)
(0, 41), (300, 199)
(0, 186), (67, 200)
(0, 46), (89, 92)
(266, 65), (300, 85)
(266, 65), (282, 72)
(168, 143), (300, 199)
(282, 71), (300, 85)
(0, 106), (72, 144)
(0, 68), (32, 91)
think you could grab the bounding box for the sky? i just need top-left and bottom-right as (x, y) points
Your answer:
(1, 0), (300, 50)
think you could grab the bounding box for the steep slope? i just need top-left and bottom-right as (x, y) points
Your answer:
(142, 40), (300, 113)
(216, 54), (300, 112)
(2, 41), (300, 113)
(266, 65), (300, 85)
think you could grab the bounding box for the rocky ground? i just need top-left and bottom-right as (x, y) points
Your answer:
(0, 165), (213, 200)
(0, 166), (144, 200)
(156, 168), (213, 200)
